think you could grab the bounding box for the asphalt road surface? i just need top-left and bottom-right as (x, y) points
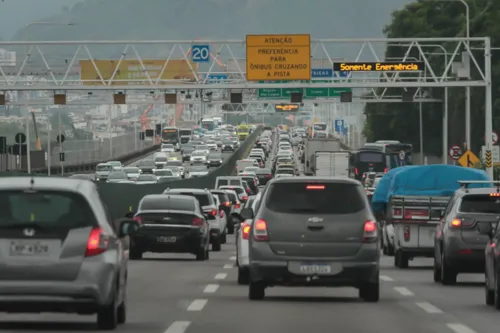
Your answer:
(0, 239), (495, 333)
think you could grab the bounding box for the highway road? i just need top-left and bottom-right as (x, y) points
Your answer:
(0, 240), (495, 333)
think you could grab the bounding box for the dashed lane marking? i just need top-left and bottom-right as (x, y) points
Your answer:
(380, 275), (393, 282)
(164, 321), (191, 333)
(223, 264), (233, 269)
(187, 299), (208, 311)
(215, 273), (227, 280)
(447, 323), (477, 333)
(393, 287), (414, 296)
(230, 256), (236, 260)
(203, 284), (219, 293)
(415, 302), (443, 314)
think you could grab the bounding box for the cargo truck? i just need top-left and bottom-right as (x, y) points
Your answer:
(314, 151), (350, 177)
(302, 138), (342, 175)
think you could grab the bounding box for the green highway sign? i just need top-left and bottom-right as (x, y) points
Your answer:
(257, 80), (351, 99)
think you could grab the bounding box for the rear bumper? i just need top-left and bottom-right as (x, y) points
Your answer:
(398, 247), (434, 257)
(444, 240), (486, 272)
(131, 233), (204, 254)
(249, 260), (379, 287)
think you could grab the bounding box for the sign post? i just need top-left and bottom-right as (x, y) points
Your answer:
(334, 119), (344, 133)
(246, 34), (311, 81)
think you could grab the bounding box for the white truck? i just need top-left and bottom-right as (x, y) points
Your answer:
(314, 151), (350, 177)
(302, 138), (342, 175)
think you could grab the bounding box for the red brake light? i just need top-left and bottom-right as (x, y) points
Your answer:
(384, 168), (388, 173)
(224, 201), (231, 207)
(245, 188), (251, 194)
(254, 219), (269, 241)
(362, 220), (377, 243)
(490, 193), (500, 197)
(235, 202), (241, 208)
(242, 195), (248, 201)
(403, 226), (410, 241)
(355, 168), (359, 175)
(450, 219), (461, 228)
(241, 223), (251, 240)
(219, 210), (224, 218)
(306, 185), (325, 190)
(192, 217), (204, 226)
(209, 209), (217, 216)
(266, 174), (272, 178)
(85, 228), (109, 257)
(133, 216), (142, 224)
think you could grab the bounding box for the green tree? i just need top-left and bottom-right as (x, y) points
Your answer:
(364, 0), (500, 157)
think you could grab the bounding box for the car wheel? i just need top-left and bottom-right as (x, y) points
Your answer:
(359, 281), (379, 302)
(248, 281), (265, 300)
(227, 222), (235, 235)
(494, 275), (500, 309)
(387, 243), (395, 256)
(394, 250), (408, 269)
(433, 260), (441, 283)
(220, 232), (227, 244)
(129, 248), (142, 260)
(196, 246), (206, 261)
(117, 291), (126, 324)
(440, 251), (457, 285)
(205, 248), (210, 260)
(97, 292), (118, 330)
(212, 239), (221, 252)
(238, 267), (250, 285)
(485, 274), (495, 305)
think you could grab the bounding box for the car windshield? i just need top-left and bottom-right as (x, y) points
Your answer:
(207, 140), (215, 144)
(266, 182), (365, 214)
(278, 158), (293, 164)
(108, 172), (127, 179)
(244, 167), (259, 172)
(459, 195), (500, 214)
(192, 151), (205, 156)
(154, 170), (173, 176)
(96, 164), (112, 171)
(137, 175), (156, 181)
(223, 140), (233, 144)
(155, 156), (168, 162)
(108, 161), (121, 167)
(208, 154), (222, 160)
(255, 168), (272, 174)
(189, 166), (208, 172)
(276, 169), (294, 175)
(0, 191), (97, 227)
(168, 166), (180, 173)
(162, 144), (174, 149)
(138, 161), (155, 166)
(167, 161), (183, 166)
(123, 167), (140, 174)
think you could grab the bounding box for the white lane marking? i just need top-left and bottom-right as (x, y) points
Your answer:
(223, 264), (233, 269)
(214, 273), (227, 280)
(415, 302), (443, 314)
(203, 284), (219, 293)
(187, 299), (208, 311)
(447, 323), (477, 333)
(229, 256), (236, 260)
(164, 321), (191, 333)
(380, 275), (393, 282)
(393, 286), (414, 296)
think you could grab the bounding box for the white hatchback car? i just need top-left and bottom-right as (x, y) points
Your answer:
(234, 192), (261, 285)
(212, 195), (228, 244)
(161, 144), (175, 154)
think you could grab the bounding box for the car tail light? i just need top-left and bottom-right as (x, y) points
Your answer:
(192, 217), (204, 226)
(403, 226), (410, 241)
(384, 168), (388, 173)
(209, 209), (217, 216)
(85, 228), (110, 257)
(133, 216), (143, 224)
(242, 195), (248, 201)
(235, 202), (241, 208)
(306, 185), (325, 190)
(245, 188), (251, 194)
(224, 201), (231, 207)
(450, 218), (461, 228)
(491, 193), (500, 197)
(266, 174), (272, 178)
(355, 168), (359, 175)
(392, 208), (402, 218)
(362, 220), (377, 243)
(254, 219), (269, 241)
(459, 249), (472, 254)
(241, 223), (251, 240)
(219, 210), (224, 218)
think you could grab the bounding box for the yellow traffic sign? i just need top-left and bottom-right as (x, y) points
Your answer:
(458, 150), (480, 168)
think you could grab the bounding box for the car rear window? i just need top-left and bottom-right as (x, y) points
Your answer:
(175, 192), (211, 206)
(212, 192), (229, 204)
(225, 191), (237, 202)
(217, 179), (241, 186)
(220, 187), (244, 195)
(459, 195), (500, 214)
(265, 183), (366, 214)
(276, 169), (294, 175)
(0, 191), (97, 227)
(140, 197), (195, 211)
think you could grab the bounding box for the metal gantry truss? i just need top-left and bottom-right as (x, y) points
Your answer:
(0, 37), (494, 178)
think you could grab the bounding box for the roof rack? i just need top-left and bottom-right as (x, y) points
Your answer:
(457, 180), (500, 193)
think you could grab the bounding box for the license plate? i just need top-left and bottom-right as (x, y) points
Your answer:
(299, 264), (331, 274)
(157, 236), (176, 243)
(10, 241), (49, 256)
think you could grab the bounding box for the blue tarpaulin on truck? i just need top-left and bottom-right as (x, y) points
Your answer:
(371, 165), (490, 213)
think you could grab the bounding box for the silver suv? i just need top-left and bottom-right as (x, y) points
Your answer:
(0, 177), (133, 329)
(241, 176), (380, 302)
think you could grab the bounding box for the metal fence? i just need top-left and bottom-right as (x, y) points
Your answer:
(0, 132), (154, 171)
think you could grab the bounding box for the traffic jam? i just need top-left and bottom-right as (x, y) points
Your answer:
(1, 121), (500, 333)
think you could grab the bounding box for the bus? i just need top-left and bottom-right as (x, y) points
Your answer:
(161, 127), (180, 149)
(201, 118), (216, 131)
(312, 122), (328, 137)
(179, 128), (192, 144)
(350, 141), (413, 181)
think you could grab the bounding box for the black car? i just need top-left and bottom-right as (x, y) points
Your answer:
(207, 153), (223, 167)
(130, 194), (210, 260)
(137, 160), (155, 174)
(241, 175), (259, 195)
(211, 190), (234, 234)
(182, 145), (196, 161)
(254, 168), (273, 186)
(222, 140), (235, 152)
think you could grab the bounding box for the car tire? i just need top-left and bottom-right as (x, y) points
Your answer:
(248, 281), (265, 300)
(212, 239), (221, 252)
(359, 282), (379, 302)
(205, 248), (210, 260)
(227, 222), (234, 235)
(386, 243), (395, 256)
(494, 275), (500, 309)
(196, 246), (206, 261)
(394, 250), (408, 268)
(440, 252), (457, 285)
(129, 248), (142, 260)
(221, 232), (227, 244)
(485, 274), (495, 305)
(238, 267), (250, 285)
(433, 260), (441, 283)
(117, 292), (126, 324)
(97, 292), (118, 330)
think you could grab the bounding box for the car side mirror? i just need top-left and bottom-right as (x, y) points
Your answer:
(118, 219), (139, 237)
(477, 222), (494, 238)
(240, 208), (254, 220)
(231, 212), (245, 224)
(124, 212), (135, 218)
